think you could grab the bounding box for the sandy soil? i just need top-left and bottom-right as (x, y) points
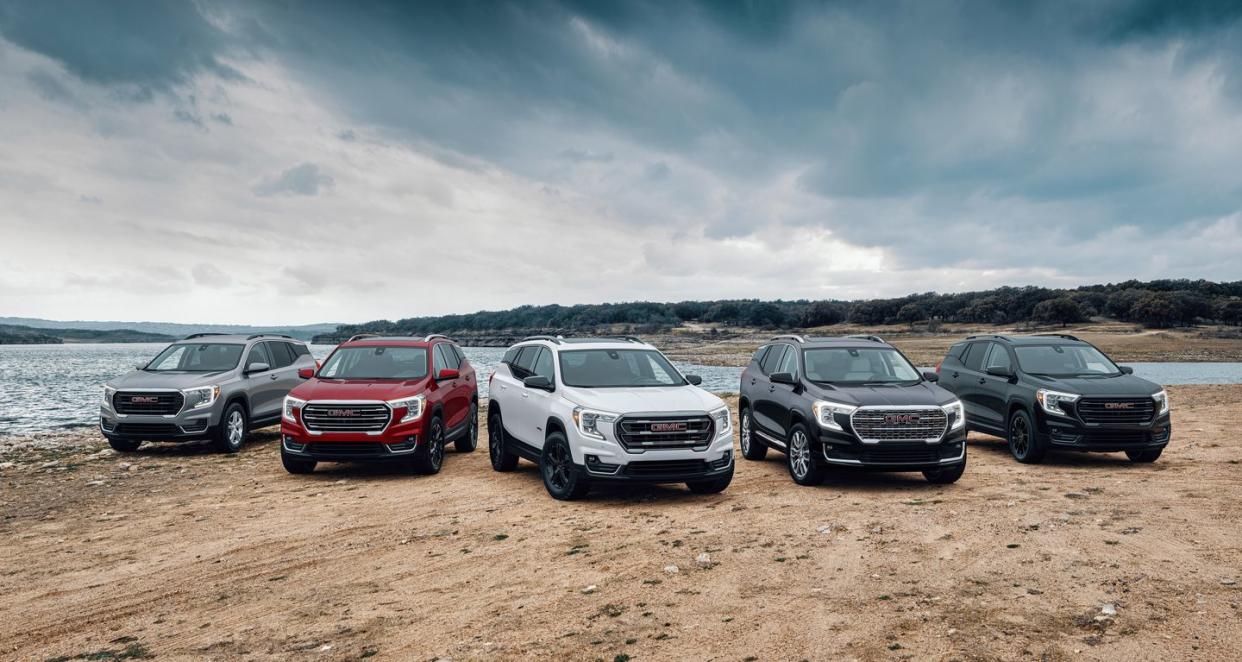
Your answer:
(656, 322), (1242, 367)
(2, 385), (1240, 661)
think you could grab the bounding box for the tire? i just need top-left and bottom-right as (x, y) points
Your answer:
(687, 463), (734, 494)
(923, 451), (967, 484)
(107, 438), (142, 453)
(786, 424), (825, 486)
(281, 447), (316, 474)
(540, 432), (590, 500)
(411, 416), (445, 474)
(1007, 408), (1046, 464)
(1125, 448), (1163, 463)
(488, 409), (518, 471)
(455, 402), (479, 452)
(739, 407), (767, 461)
(213, 402), (247, 454)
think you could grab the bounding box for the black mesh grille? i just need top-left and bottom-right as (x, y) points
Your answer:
(850, 408), (948, 442)
(615, 414), (713, 450)
(623, 459), (710, 477)
(303, 442), (387, 456)
(1076, 398), (1155, 425)
(301, 404), (391, 433)
(1082, 430), (1152, 446)
(113, 391), (184, 415)
(114, 423), (180, 437)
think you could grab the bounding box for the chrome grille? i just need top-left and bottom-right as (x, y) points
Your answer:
(615, 414), (713, 451)
(1076, 398), (1155, 425)
(113, 391), (183, 415)
(850, 407), (948, 443)
(301, 403), (391, 433)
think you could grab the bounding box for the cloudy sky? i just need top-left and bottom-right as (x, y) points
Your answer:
(1, 1), (1240, 325)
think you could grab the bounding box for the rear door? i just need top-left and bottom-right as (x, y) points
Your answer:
(954, 341), (991, 429)
(242, 342), (280, 420)
(263, 341), (302, 404)
(431, 343), (464, 430)
(752, 343), (790, 438)
(977, 343), (1015, 429)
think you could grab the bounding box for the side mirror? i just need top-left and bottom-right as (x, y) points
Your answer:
(297, 367), (315, 379)
(985, 365), (1014, 378)
(437, 368), (460, 381)
(1119, 365), (1134, 375)
(922, 371), (940, 382)
(685, 374), (703, 386)
(523, 375), (554, 391)
(246, 362), (270, 375)
(134, 363), (147, 371)
(770, 371), (796, 386)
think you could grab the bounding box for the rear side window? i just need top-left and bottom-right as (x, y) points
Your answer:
(751, 345), (771, 366)
(290, 343), (311, 358)
(502, 347), (520, 365)
(946, 342), (967, 363)
(760, 345), (788, 375)
(962, 342), (987, 371)
(265, 341), (295, 368)
(451, 344), (467, 366)
(512, 346), (540, 378)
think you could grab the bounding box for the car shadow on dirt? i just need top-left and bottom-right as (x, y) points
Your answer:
(966, 433), (1148, 467)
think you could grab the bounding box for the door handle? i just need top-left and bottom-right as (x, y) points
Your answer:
(521, 392), (529, 399)
(768, 385), (776, 393)
(952, 371), (959, 378)
(977, 378), (986, 384)
(750, 378), (757, 385)
(269, 374), (278, 380)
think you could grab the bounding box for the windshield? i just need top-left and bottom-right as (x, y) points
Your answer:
(803, 347), (921, 385)
(146, 343), (243, 372)
(318, 346), (429, 380)
(1014, 344), (1120, 377)
(559, 349), (686, 388)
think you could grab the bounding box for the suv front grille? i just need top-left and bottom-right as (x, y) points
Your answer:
(114, 423), (180, 437)
(615, 414), (714, 451)
(850, 408), (948, 443)
(301, 403), (391, 433)
(624, 459), (710, 477)
(113, 391), (184, 415)
(1076, 398), (1155, 425)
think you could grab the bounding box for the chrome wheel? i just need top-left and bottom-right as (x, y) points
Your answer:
(227, 410), (244, 446)
(544, 442), (572, 492)
(740, 413), (751, 454)
(1010, 415), (1030, 457)
(789, 429), (811, 479)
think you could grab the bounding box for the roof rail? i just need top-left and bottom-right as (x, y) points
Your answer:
(965, 334), (1010, 341)
(1033, 333), (1082, 341)
(246, 333), (294, 340)
(845, 334), (885, 343)
(345, 333), (380, 343)
(770, 334), (806, 343)
(520, 335), (563, 344)
(183, 332), (229, 340)
(421, 333), (453, 342)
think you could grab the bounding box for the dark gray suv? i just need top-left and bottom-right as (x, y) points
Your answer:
(100, 333), (316, 453)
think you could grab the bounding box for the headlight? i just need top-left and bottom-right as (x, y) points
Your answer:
(573, 407), (617, 441)
(182, 385), (220, 410)
(283, 395), (306, 423)
(813, 400), (857, 432)
(710, 406), (731, 438)
(942, 399), (965, 430)
(389, 394), (426, 423)
(102, 385), (116, 407)
(1152, 389), (1169, 416)
(1035, 388), (1079, 416)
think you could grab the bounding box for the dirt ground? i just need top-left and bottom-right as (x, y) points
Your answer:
(2, 385), (1240, 661)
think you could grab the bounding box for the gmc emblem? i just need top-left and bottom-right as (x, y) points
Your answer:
(1104, 402), (1135, 410)
(328, 409), (360, 417)
(131, 396), (159, 404)
(884, 414), (920, 425)
(650, 422), (688, 433)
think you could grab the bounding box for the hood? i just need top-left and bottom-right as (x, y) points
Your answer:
(109, 369), (232, 390)
(291, 377), (430, 402)
(1024, 372), (1162, 397)
(561, 385), (726, 414)
(806, 381), (957, 407)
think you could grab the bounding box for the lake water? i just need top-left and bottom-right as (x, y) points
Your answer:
(1, 343), (1239, 437)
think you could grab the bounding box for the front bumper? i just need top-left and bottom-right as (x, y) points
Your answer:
(280, 417), (427, 462)
(99, 405), (218, 441)
(1039, 412), (1172, 453)
(815, 425), (968, 470)
(570, 418), (735, 483)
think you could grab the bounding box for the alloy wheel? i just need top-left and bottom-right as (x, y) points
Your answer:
(227, 411), (244, 446)
(1010, 416), (1029, 457)
(545, 443), (571, 491)
(489, 419), (503, 464)
(430, 423), (444, 469)
(790, 430), (811, 478)
(740, 413), (751, 454)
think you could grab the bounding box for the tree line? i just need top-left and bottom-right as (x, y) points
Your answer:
(319, 279), (1242, 341)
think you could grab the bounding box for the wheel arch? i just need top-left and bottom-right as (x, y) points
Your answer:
(545, 416), (567, 439)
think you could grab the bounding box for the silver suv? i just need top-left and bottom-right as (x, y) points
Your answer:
(100, 333), (316, 453)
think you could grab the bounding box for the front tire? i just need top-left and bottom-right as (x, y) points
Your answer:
(411, 416), (445, 474)
(488, 409), (518, 471)
(455, 402), (479, 452)
(923, 452), (967, 484)
(1125, 448), (1163, 463)
(687, 463), (734, 494)
(281, 447), (316, 474)
(107, 438), (142, 453)
(214, 402), (247, 454)
(739, 407), (767, 461)
(1007, 409), (1046, 464)
(786, 424), (825, 486)
(541, 433), (590, 500)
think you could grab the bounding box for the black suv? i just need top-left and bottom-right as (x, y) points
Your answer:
(936, 334), (1170, 464)
(738, 335), (967, 485)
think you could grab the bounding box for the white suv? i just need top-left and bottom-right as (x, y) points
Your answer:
(486, 336), (735, 500)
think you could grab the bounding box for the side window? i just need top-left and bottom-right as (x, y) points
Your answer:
(760, 345), (788, 375)
(985, 344), (1013, 371)
(451, 344), (467, 366)
(532, 348), (555, 382)
(962, 342), (987, 371)
(513, 346), (540, 378)
(776, 346), (799, 376)
(432, 345), (450, 374)
(751, 345), (771, 366)
(946, 342), (966, 364)
(265, 342), (295, 369)
(436, 343), (461, 369)
(502, 347), (520, 366)
(290, 343), (311, 358)
(245, 343), (271, 370)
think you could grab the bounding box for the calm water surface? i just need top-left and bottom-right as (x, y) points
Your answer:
(2, 343), (1239, 436)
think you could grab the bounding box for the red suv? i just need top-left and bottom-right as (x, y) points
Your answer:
(279, 334), (479, 474)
